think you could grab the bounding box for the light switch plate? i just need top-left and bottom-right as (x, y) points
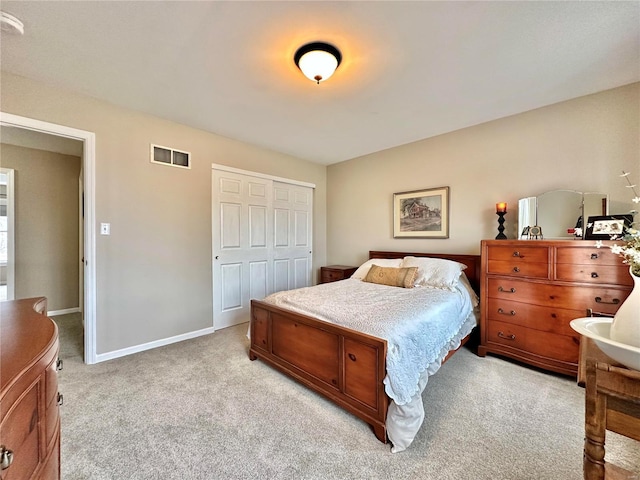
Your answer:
(100, 223), (110, 235)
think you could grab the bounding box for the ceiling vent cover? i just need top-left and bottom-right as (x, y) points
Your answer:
(151, 144), (191, 169)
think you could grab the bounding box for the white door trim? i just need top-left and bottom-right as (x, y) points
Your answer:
(0, 112), (98, 364)
(0, 168), (15, 300)
(211, 163), (316, 189)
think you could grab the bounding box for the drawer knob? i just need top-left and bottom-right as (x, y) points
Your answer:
(513, 266), (520, 273)
(0, 446), (13, 470)
(590, 272), (599, 278)
(348, 353), (357, 362)
(512, 251), (524, 258)
(497, 331), (516, 340)
(595, 297), (620, 305)
(590, 253), (599, 260)
(497, 308), (516, 316)
(498, 286), (516, 294)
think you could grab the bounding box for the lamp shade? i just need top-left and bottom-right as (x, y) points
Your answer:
(294, 42), (342, 84)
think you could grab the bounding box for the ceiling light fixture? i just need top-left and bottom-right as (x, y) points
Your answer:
(294, 42), (342, 84)
(1, 12), (24, 35)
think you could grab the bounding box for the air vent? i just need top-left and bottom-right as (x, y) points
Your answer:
(150, 144), (191, 169)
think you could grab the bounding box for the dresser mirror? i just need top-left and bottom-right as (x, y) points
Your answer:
(518, 190), (608, 239)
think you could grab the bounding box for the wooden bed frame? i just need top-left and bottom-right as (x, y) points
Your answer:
(249, 250), (481, 443)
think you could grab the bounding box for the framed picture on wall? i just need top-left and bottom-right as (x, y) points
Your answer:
(584, 214), (633, 240)
(393, 186), (450, 238)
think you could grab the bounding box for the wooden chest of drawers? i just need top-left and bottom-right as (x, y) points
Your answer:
(320, 265), (358, 284)
(479, 240), (632, 376)
(1, 298), (61, 480)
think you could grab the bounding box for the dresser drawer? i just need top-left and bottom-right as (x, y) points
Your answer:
(320, 266), (357, 284)
(45, 358), (59, 405)
(487, 260), (549, 279)
(555, 263), (633, 286)
(486, 297), (580, 336)
(486, 245), (549, 263)
(487, 320), (527, 350)
(45, 394), (60, 448)
(487, 320), (580, 363)
(556, 246), (625, 266)
(321, 269), (345, 283)
(0, 382), (41, 480)
(486, 277), (630, 314)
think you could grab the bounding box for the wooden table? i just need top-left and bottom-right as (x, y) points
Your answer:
(581, 338), (640, 480)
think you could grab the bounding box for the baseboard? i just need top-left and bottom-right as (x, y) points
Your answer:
(95, 326), (217, 363)
(48, 307), (81, 316)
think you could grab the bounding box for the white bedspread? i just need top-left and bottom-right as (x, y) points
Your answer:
(261, 278), (476, 406)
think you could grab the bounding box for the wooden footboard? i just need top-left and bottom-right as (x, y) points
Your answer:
(249, 299), (389, 442)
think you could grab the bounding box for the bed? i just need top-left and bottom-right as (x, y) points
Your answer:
(249, 250), (481, 452)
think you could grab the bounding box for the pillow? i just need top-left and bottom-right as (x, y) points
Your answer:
(363, 265), (418, 288)
(458, 273), (480, 307)
(401, 256), (467, 290)
(351, 258), (403, 280)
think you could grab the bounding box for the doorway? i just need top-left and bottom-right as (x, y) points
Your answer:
(0, 112), (97, 364)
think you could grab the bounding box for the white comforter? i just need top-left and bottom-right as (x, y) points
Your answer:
(261, 278), (478, 452)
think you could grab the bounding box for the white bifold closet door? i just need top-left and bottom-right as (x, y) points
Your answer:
(212, 167), (313, 330)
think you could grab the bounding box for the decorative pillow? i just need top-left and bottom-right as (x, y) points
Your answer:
(351, 258), (403, 280)
(363, 265), (418, 288)
(401, 256), (467, 290)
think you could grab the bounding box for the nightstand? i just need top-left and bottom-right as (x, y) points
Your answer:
(320, 265), (358, 284)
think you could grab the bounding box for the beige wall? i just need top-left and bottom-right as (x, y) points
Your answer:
(327, 83), (640, 266)
(0, 144), (81, 310)
(1, 72), (327, 355)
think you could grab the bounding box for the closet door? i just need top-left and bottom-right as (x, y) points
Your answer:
(212, 170), (272, 330)
(272, 181), (313, 293)
(212, 167), (314, 329)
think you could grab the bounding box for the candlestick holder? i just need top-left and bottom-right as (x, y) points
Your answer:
(495, 212), (507, 240)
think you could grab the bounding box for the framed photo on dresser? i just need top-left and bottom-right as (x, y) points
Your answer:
(584, 214), (633, 240)
(393, 186), (450, 238)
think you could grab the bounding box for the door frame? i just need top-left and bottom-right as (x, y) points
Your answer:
(0, 167), (15, 300)
(0, 112), (97, 364)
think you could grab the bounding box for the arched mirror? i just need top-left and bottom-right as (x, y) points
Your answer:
(518, 190), (608, 239)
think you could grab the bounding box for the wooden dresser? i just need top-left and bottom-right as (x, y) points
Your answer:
(479, 240), (632, 376)
(0, 298), (61, 480)
(320, 265), (358, 284)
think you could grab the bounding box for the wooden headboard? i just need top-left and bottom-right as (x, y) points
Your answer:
(369, 250), (481, 294)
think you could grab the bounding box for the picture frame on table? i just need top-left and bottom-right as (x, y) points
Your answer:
(584, 214), (633, 240)
(393, 186), (449, 238)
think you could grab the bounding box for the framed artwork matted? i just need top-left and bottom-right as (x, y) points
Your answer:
(393, 186), (449, 238)
(584, 214), (633, 240)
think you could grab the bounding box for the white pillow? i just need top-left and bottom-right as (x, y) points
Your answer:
(401, 256), (467, 290)
(351, 258), (403, 280)
(458, 273), (479, 307)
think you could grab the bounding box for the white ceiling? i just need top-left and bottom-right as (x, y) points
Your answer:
(1, 1), (638, 165)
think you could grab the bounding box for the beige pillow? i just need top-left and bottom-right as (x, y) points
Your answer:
(351, 258), (404, 280)
(363, 265), (418, 288)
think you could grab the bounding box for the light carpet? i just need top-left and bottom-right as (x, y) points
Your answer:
(52, 313), (639, 480)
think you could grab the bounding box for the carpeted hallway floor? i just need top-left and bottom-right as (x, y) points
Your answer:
(52, 313), (639, 480)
